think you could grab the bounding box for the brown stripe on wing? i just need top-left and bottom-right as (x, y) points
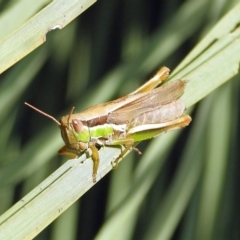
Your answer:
(108, 80), (186, 124)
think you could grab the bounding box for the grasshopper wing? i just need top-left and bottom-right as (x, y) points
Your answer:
(108, 80), (186, 124)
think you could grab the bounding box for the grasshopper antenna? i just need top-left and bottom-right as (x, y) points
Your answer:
(67, 106), (75, 126)
(24, 102), (61, 126)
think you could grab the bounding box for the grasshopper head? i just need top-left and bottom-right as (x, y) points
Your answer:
(59, 107), (92, 155)
(24, 103), (90, 153)
(59, 114), (81, 148)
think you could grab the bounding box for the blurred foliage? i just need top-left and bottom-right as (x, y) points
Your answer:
(0, 0), (240, 239)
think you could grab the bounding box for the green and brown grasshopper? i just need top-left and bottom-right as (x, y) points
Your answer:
(25, 67), (191, 182)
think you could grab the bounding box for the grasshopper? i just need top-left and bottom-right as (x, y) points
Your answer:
(25, 67), (191, 182)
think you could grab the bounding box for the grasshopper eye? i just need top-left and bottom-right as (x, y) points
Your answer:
(72, 119), (83, 133)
